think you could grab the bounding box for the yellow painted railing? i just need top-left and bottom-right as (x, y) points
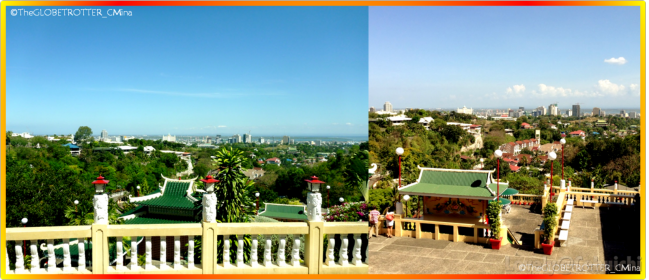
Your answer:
(4, 221), (368, 275)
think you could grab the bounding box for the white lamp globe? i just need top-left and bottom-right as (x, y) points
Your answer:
(560, 138), (566, 145)
(403, 195), (410, 201)
(326, 185), (330, 190)
(548, 151), (557, 161)
(396, 147), (404, 156)
(74, 200), (79, 205)
(480, 158), (484, 163)
(339, 197), (344, 203)
(137, 186), (141, 190)
(255, 192), (260, 198)
(494, 149), (503, 158)
(21, 218), (28, 224)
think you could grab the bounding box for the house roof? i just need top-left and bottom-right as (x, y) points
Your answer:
(123, 216), (198, 224)
(521, 122), (531, 126)
(510, 165), (520, 172)
(134, 181), (199, 210)
(63, 143), (80, 149)
(570, 130), (585, 135)
(267, 157), (280, 162)
(259, 203), (308, 221)
(399, 168), (507, 199)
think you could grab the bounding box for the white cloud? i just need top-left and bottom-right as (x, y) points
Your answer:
(604, 57), (627, 65)
(512, 84), (525, 93)
(218, 125), (227, 128)
(346, 123), (353, 126)
(630, 84), (638, 90)
(597, 79), (625, 95)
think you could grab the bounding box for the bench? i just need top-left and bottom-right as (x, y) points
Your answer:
(560, 220), (570, 230)
(558, 230), (569, 246)
(580, 199), (598, 208)
(562, 212), (571, 221)
(564, 205), (573, 213)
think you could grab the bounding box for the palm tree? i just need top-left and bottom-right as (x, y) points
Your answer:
(213, 147), (255, 223)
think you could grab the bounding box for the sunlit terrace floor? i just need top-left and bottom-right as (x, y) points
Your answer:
(367, 205), (641, 275)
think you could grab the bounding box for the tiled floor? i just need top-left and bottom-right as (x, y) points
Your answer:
(368, 206), (641, 275)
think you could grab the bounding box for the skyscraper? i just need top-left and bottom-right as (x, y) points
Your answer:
(233, 134), (242, 143)
(572, 104), (581, 119)
(282, 135), (290, 144)
(243, 133), (252, 144)
(369, 107), (376, 113)
(549, 104), (558, 116)
(101, 130), (108, 140)
(384, 101), (393, 112)
(592, 107), (601, 117)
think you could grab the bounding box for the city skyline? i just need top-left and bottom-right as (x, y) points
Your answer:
(7, 7), (368, 136)
(369, 6), (640, 108)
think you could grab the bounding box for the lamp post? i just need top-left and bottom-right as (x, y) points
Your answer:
(403, 195), (410, 218)
(560, 138), (566, 179)
(200, 175), (220, 223)
(91, 175), (110, 224)
(494, 150), (503, 201)
(136, 185), (141, 197)
(339, 197), (344, 205)
(396, 147), (404, 188)
(548, 151), (557, 201)
(255, 192), (260, 215)
(326, 185), (331, 208)
(480, 158), (484, 169)
(305, 176), (325, 222)
(21, 218), (27, 255)
(74, 200), (79, 211)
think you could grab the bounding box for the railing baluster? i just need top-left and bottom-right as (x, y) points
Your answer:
(223, 235), (231, 267)
(325, 235), (335, 266)
(338, 234), (349, 266)
(78, 238), (86, 271)
(236, 235), (244, 267)
(250, 235), (259, 267)
(30, 240), (40, 271)
(351, 234), (362, 265)
(289, 234), (301, 267)
(159, 236), (166, 270)
(14, 243), (24, 272)
(62, 238), (72, 271)
(47, 239), (55, 272)
(276, 235), (287, 267)
(6, 247), (10, 273)
(188, 235), (195, 269)
(130, 236), (138, 270)
(364, 235), (369, 264)
(145, 236), (153, 270)
(263, 235), (272, 267)
(116, 237), (124, 270)
(173, 236), (181, 269)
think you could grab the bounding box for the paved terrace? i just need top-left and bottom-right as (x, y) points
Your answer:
(368, 205), (640, 275)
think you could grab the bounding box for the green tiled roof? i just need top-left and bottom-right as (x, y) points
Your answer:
(135, 182), (199, 210)
(120, 205), (146, 217)
(259, 204), (307, 221)
(123, 216), (198, 224)
(400, 169), (507, 198)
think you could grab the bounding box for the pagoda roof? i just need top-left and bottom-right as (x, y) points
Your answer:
(399, 168), (508, 200)
(123, 215), (198, 224)
(133, 181), (200, 210)
(259, 203), (308, 221)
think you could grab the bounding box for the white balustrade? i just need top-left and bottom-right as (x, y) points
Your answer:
(364, 236), (369, 264)
(30, 240), (40, 271)
(338, 235), (349, 266)
(62, 238), (72, 271)
(223, 235), (231, 267)
(78, 238), (86, 270)
(290, 235), (301, 267)
(145, 237), (153, 270)
(188, 235), (195, 269)
(130, 236), (138, 270)
(351, 234), (362, 265)
(173, 236), (181, 269)
(116, 237), (124, 269)
(325, 236), (335, 266)
(47, 240), (55, 271)
(14, 244), (24, 272)
(6, 248), (10, 273)
(250, 235), (259, 267)
(236, 235), (244, 267)
(263, 235), (272, 267)
(159, 236), (167, 269)
(276, 235), (286, 267)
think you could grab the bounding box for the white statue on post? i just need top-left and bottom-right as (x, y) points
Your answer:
(91, 176), (109, 224)
(200, 175), (219, 223)
(305, 176), (325, 222)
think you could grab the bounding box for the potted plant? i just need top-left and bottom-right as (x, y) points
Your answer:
(542, 202), (558, 255)
(486, 200), (502, 250)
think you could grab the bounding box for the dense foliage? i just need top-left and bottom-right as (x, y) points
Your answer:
(325, 202), (369, 222)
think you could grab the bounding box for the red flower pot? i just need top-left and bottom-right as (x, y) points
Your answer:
(542, 241), (554, 255)
(490, 237), (502, 250)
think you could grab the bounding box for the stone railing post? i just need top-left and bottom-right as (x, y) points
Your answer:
(305, 221), (324, 274)
(394, 214), (403, 237)
(306, 192), (322, 222)
(591, 179), (595, 193)
(614, 181), (618, 195)
(92, 189), (109, 274)
(201, 223), (217, 274)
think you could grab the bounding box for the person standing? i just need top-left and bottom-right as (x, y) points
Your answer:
(385, 210), (395, 238)
(368, 206), (381, 238)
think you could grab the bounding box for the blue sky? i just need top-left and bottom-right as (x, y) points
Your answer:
(6, 6), (368, 137)
(369, 6), (641, 110)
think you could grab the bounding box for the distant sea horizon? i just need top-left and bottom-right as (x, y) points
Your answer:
(91, 135), (368, 143)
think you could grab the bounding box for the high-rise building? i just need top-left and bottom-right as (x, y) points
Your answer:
(572, 104), (581, 119)
(101, 130), (108, 140)
(282, 135), (290, 144)
(290, 139), (295, 145)
(536, 106), (547, 116)
(369, 107), (376, 113)
(384, 102), (393, 112)
(519, 107), (525, 111)
(243, 133), (252, 144)
(592, 107), (601, 117)
(629, 111), (638, 119)
(548, 104), (558, 116)
(620, 110), (627, 117)
(232, 134), (242, 143)
(566, 109), (572, 117)
(259, 137), (265, 144)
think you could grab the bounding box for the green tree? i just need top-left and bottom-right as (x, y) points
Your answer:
(74, 126), (93, 144)
(214, 147), (255, 223)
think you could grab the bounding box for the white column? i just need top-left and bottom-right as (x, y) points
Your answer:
(173, 236), (181, 269)
(351, 234), (362, 265)
(202, 193), (217, 223)
(78, 238), (86, 270)
(591, 180), (594, 192)
(93, 194), (109, 225)
(223, 235), (231, 267)
(188, 236), (195, 269)
(14, 243), (24, 273)
(130, 236), (138, 270)
(289, 235), (301, 267)
(263, 236), (273, 267)
(325, 236), (335, 266)
(47, 239), (55, 272)
(30, 240), (40, 271)
(276, 235), (287, 267)
(159, 236), (167, 270)
(145, 237), (153, 270)
(338, 235), (349, 266)
(560, 179), (566, 190)
(250, 235), (259, 267)
(306, 192), (322, 222)
(62, 238), (72, 271)
(116, 237), (124, 270)
(236, 235), (244, 267)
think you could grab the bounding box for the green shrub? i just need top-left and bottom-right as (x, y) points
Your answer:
(486, 201), (501, 239)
